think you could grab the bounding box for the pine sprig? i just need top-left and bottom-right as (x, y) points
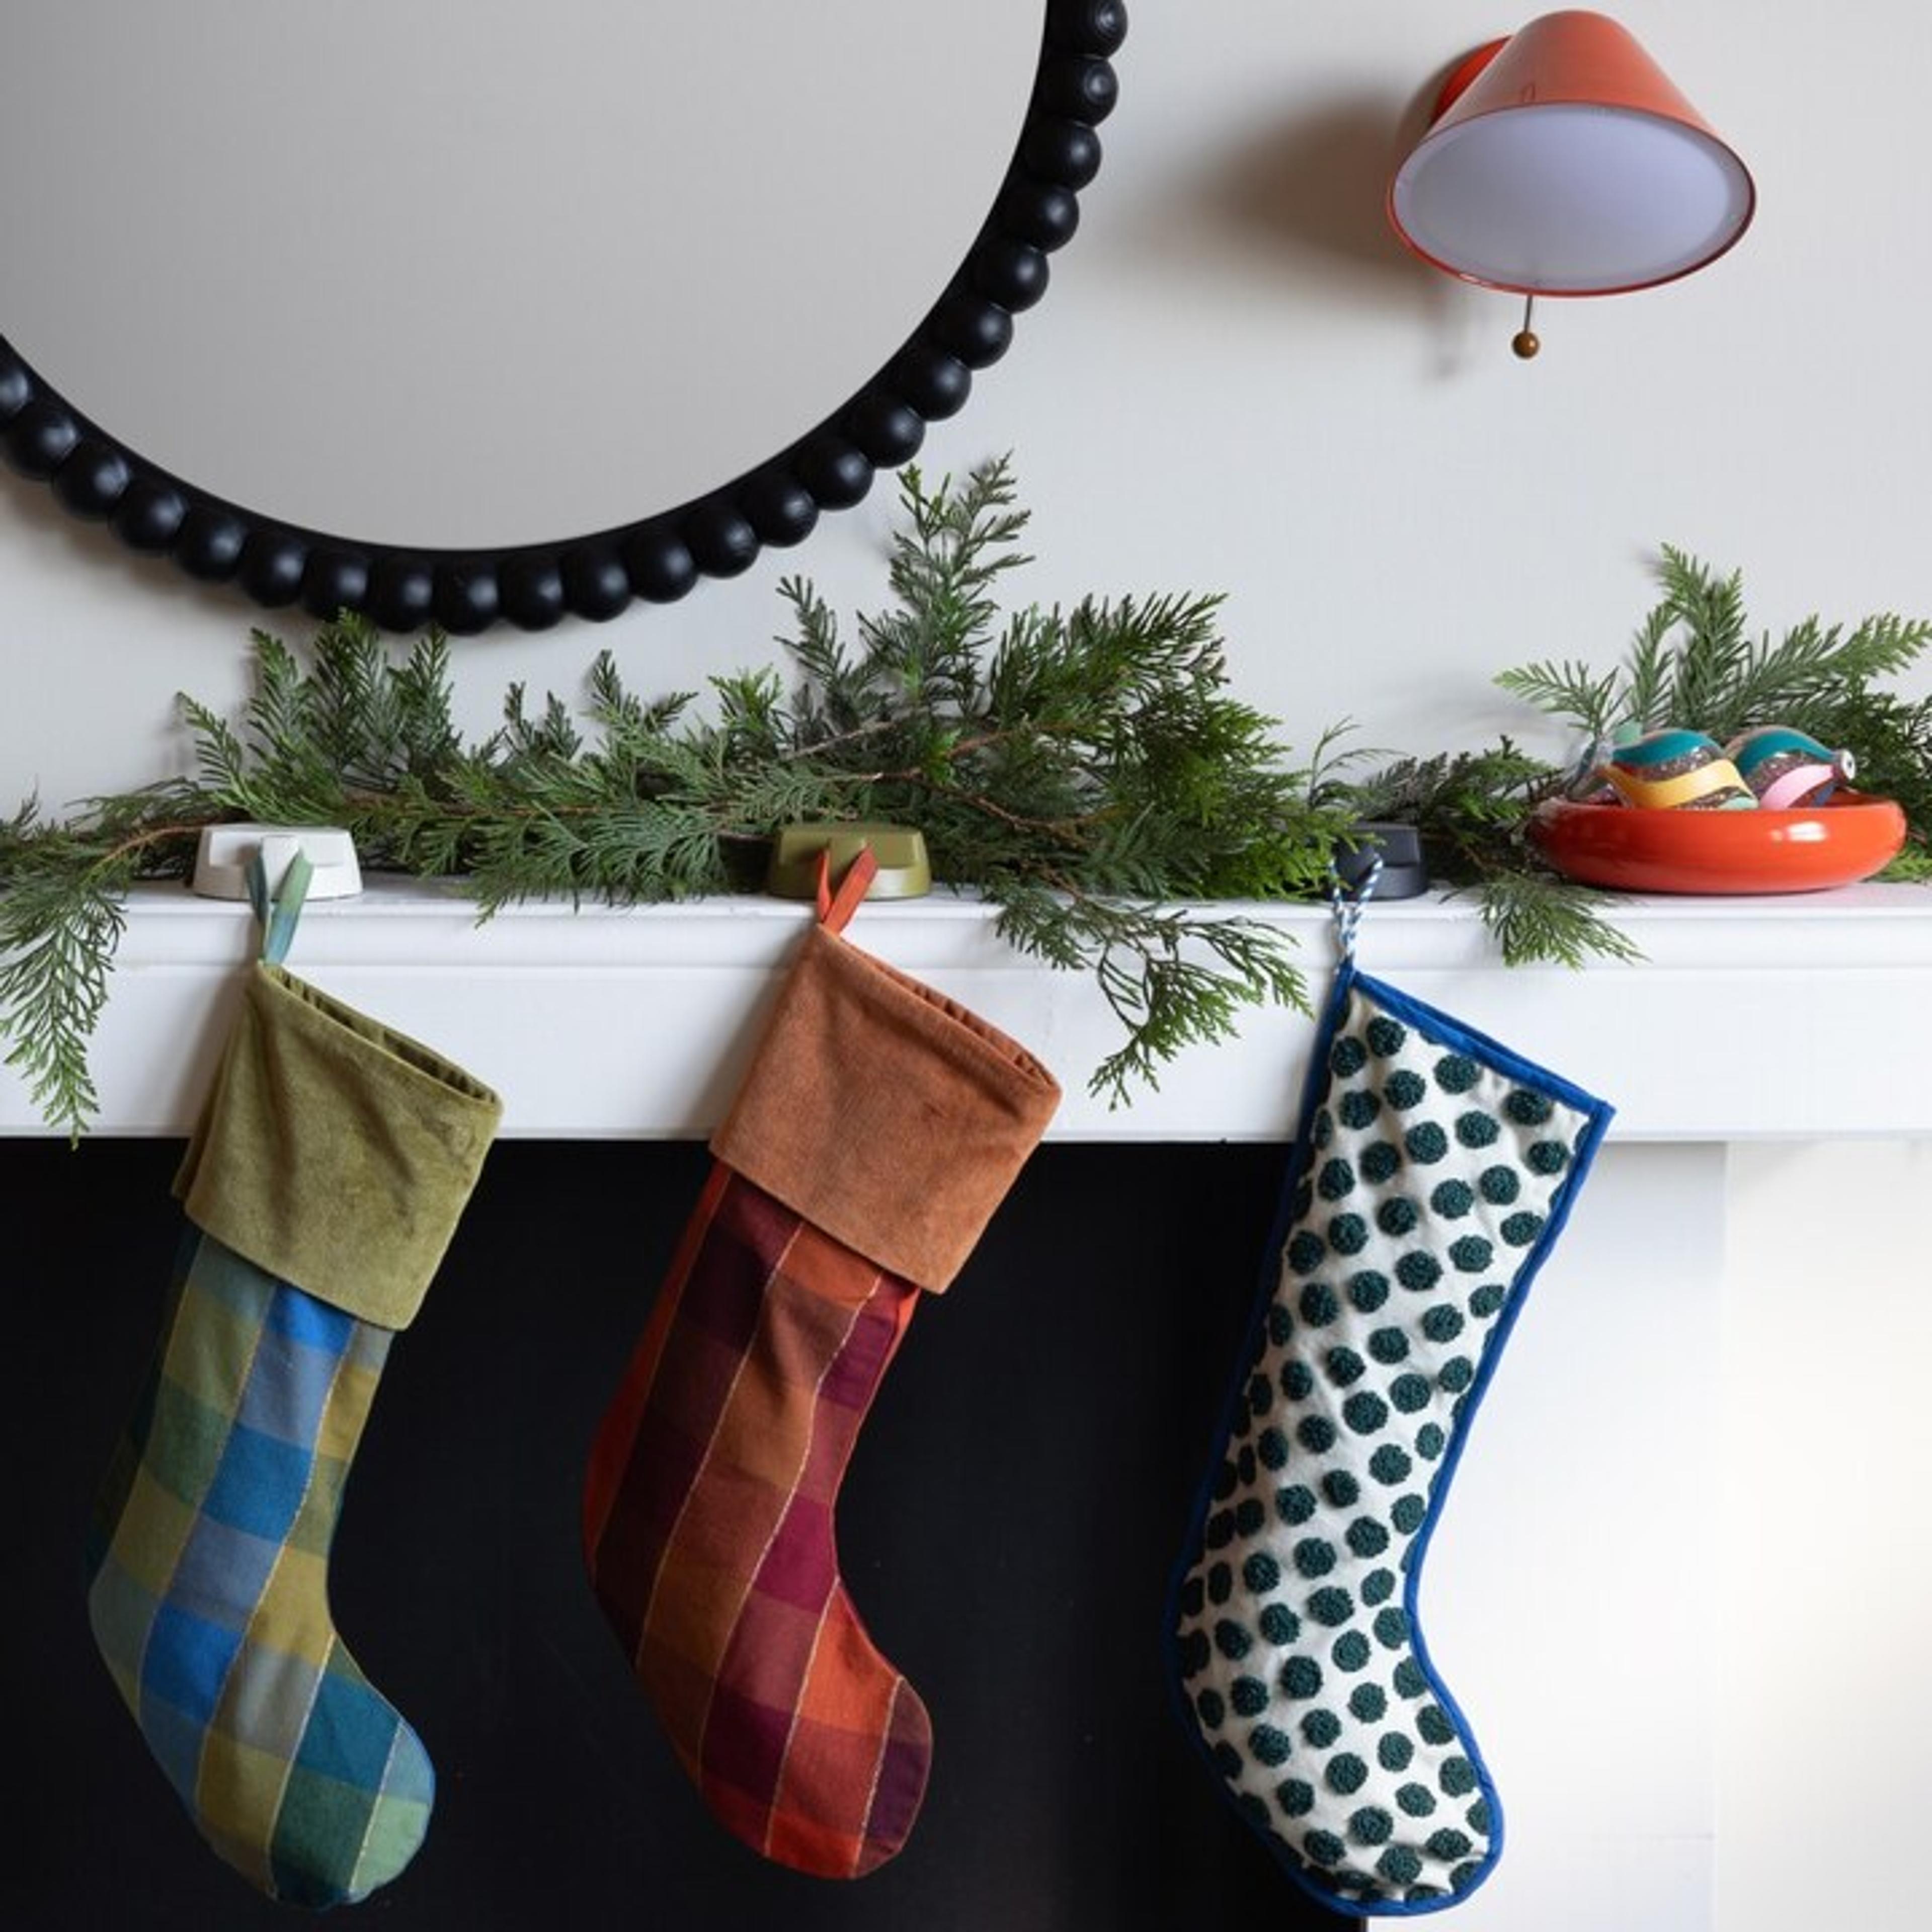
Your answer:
(1497, 544), (1932, 876)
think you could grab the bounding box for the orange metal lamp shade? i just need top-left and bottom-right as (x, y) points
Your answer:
(1388, 10), (1755, 299)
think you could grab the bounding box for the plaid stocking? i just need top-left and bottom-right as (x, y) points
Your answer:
(584, 851), (1060, 1877)
(87, 950), (500, 1907)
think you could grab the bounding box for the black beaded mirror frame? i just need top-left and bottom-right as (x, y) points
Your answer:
(0, 0), (1122, 634)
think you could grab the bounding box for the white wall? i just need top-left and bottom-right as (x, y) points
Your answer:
(5, 8), (1929, 1930)
(5, 1), (1931, 806)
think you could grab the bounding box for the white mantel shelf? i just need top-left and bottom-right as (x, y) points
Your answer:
(6, 878), (1931, 1141)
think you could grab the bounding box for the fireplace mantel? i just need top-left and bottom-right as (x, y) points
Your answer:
(5, 877), (1928, 1140)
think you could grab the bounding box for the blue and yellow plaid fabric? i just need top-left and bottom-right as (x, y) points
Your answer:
(87, 1227), (434, 1907)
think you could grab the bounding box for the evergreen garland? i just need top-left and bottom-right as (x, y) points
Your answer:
(2, 460), (1351, 1136)
(6, 491), (1929, 1142)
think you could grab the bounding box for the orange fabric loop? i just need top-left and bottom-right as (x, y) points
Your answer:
(815, 845), (881, 934)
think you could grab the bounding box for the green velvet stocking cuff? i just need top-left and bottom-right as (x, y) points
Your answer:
(175, 964), (503, 1330)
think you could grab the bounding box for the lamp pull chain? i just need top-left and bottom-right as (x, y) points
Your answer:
(1512, 293), (1541, 360)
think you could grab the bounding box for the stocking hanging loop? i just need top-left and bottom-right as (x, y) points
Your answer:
(1328, 849), (1384, 965)
(245, 845), (314, 965)
(816, 843), (882, 934)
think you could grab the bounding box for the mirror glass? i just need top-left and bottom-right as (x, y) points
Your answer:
(0, 0), (1045, 551)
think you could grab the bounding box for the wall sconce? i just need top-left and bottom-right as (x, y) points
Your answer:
(1387, 9), (1754, 357)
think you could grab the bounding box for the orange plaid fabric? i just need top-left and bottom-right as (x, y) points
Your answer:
(583, 1163), (931, 1878)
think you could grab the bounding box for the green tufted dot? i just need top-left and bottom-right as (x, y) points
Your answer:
(1449, 1862), (1483, 1893)
(1268, 1304), (1297, 1346)
(1343, 1390), (1391, 1435)
(1385, 1070), (1427, 1110)
(1373, 1607), (1411, 1649)
(1258, 1427), (1290, 1471)
(1437, 1357), (1475, 1397)
(1433, 1052), (1480, 1093)
(1212, 1741), (1243, 1781)
(1348, 1270), (1392, 1313)
(1282, 1359), (1316, 1400)
(1307, 1586), (1355, 1628)
(1331, 1036), (1369, 1078)
(1328, 1213), (1370, 1256)
(1526, 1139), (1571, 1175)
(1369, 1327), (1410, 1366)
(1359, 1141), (1402, 1185)
(1455, 1110), (1501, 1149)
(1178, 1630), (1211, 1676)
(1204, 1507), (1235, 1551)
(1501, 1210), (1546, 1247)
(1318, 1156), (1357, 1201)
(1396, 1252), (1442, 1293)
(1505, 1089), (1554, 1125)
(1206, 1561), (1233, 1605)
(1294, 1538), (1338, 1579)
(1391, 1495), (1427, 1535)
(1477, 1165), (1520, 1206)
(1468, 1283), (1506, 1319)
(1231, 1676), (1270, 1718)
(1298, 1416), (1339, 1454)
(1377, 1845), (1424, 1887)
(1350, 1805), (1395, 1846)
(1236, 1444), (1257, 1486)
(1326, 1753), (1370, 1796)
(1250, 1724), (1294, 1767)
(1427, 1828), (1474, 1861)
(1448, 1235), (1493, 1274)
(1404, 1122), (1449, 1165)
(1396, 1782), (1438, 1817)
(1377, 1197), (1420, 1238)
(1466, 1797), (1493, 1835)
(1243, 1551), (1282, 1594)
(1439, 1755), (1478, 1795)
(1389, 1373), (1432, 1414)
(1326, 1346), (1367, 1387)
(1216, 1619), (1255, 1661)
(1338, 1090), (1383, 1130)
(1279, 1654), (1324, 1699)
(1237, 1792), (1270, 1831)
(1348, 1684), (1388, 1723)
(1178, 1575), (1205, 1618)
(1304, 1829), (1345, 1868)
(1415, 1705), (1455, 1746)
(1301, 1709), (1343, 1748)
(1347, 1516), (1391, 1559)
(1277, 1485), (1318, 1525)
(1287, 1232), (1327, 1277)
(1195, 1688), (1226, 1728)
(1378, 1732), (1415, 1772)
(1415, 1423), (1446, 1461)
(1276, 1778), (1317, 1818)
(1299, 1281), (1340, 1325)
(1368, 1444), (1413, 1486)
(1234, 1497), (1266, 1536)
(1321, 1470), (1360, 1508)
(1430, 1178), (1475, 1218)
(1365, 1016), (1407, 1057)
(1331, 1631), (1372, 1672)
(1392, 1657), (1427, 1698)
(1259, 1603), (1302, 1646)
(1313, 1108), (1335, 1149)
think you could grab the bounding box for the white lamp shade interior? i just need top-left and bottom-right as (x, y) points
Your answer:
(1391, 104), (1754, 294)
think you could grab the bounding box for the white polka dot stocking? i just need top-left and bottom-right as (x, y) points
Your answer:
(1170, 971), (1612, 1915)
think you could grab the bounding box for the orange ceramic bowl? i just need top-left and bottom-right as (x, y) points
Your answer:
(1529, 792), (1907, 894)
